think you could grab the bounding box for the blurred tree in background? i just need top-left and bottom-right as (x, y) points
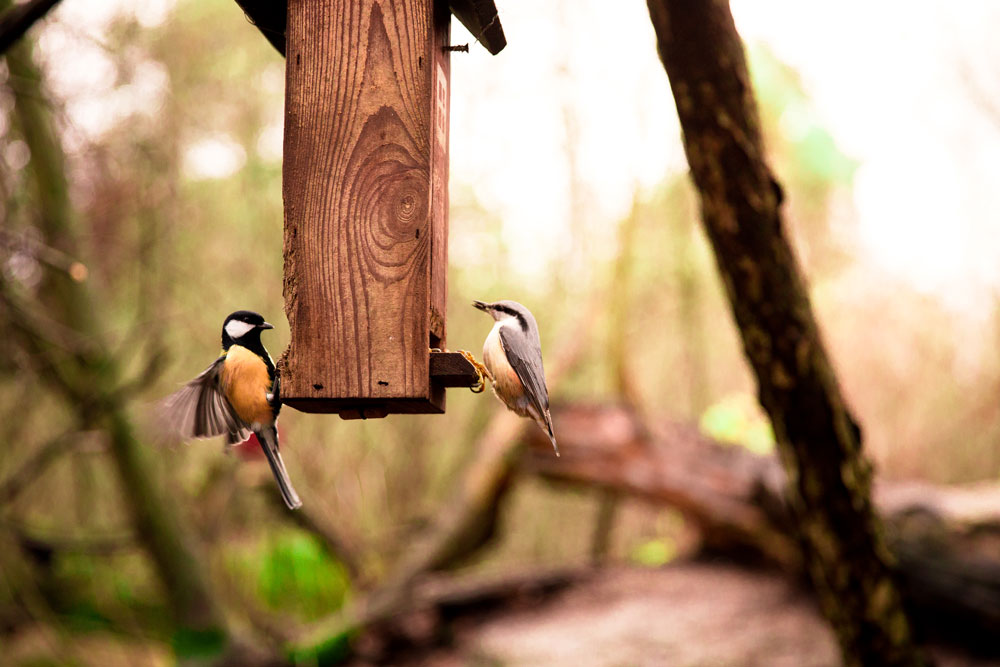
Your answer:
(2, 0), (1000, 665)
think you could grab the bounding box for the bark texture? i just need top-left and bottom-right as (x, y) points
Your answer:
(644, 1), (925, 664)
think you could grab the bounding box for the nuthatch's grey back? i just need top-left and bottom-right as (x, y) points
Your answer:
(473, 300), (558, 455)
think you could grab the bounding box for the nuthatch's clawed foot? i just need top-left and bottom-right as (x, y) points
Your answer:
(459, 349), (493, 393)
(429, 347), (492, 394)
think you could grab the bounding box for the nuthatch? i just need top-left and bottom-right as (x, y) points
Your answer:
(160, 310), (302, 509)
(473, 300), (558, 455)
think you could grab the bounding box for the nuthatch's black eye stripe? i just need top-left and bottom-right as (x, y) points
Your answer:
(494, 304), (529, 332)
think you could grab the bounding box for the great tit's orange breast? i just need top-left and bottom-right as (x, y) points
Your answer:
(221, 345), (274, 426)
(483, 324), (527, 415)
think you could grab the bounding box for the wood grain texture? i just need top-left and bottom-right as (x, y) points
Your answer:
(282, 0), (450, 415)
(429, 12), (449, 345)
(428, 351), (479, 387)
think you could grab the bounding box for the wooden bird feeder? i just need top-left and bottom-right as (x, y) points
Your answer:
(234, 0), (505, 418)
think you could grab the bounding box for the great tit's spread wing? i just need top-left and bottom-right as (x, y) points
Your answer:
(161, 356), (250, 442)
(499, 324), (550, 417)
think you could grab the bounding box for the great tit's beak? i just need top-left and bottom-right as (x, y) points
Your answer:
(260, 321), (274, 330)
(472, 300), (489, 312)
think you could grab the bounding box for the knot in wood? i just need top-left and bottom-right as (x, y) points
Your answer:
(396, 191), (418, 222)
(373, 172), (426, 243)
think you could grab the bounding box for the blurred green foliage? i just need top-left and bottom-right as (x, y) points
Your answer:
(749, 43), (858, 188)
(226, 530), (350, 620)
(629, 538), (676, 568)
(700, 394), (776, 456)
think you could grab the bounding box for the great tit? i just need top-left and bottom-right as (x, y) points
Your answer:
(161, 310), (302, 509)
(473, 300), (558, 456)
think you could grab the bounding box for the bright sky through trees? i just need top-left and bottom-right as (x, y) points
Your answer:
(33, 0), (1000, 305)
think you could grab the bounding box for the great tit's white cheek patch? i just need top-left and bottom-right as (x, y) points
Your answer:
(225, 320), (255, 340)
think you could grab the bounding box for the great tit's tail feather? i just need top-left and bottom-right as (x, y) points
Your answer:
(257, 427), (302, 510)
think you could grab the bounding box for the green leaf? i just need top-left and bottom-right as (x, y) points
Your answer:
(170, 626), (227, 660)
(289, 630), (354, 666)
(630, 538), (676, 567)
(700, 394), (775, 455)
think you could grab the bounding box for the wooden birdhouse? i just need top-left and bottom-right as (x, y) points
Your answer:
(234, 0), (506, 418)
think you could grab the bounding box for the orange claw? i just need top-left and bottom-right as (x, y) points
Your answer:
(459, 349), (492, 393)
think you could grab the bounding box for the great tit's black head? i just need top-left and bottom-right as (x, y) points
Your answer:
(222, 310), (273, 348)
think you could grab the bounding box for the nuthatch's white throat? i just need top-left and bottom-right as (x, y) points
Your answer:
(473, 300), (558, 455)
(160, 310), (302, 509)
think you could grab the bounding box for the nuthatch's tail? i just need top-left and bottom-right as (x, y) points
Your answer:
(542, 409), (559, 457)
(257, 427), (302, 509)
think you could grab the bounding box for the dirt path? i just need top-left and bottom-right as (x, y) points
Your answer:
(370, 562), (997, 667)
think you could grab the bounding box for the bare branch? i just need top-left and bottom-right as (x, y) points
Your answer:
(0, 0), (62, 55)
(8, 522), (135, 555)
(0, 228), (88, 281)
(0, 430), (81, 505)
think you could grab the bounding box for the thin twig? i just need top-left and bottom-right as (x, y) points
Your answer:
(0, 228), (88, 281)
(0, 430), (80, 505)
(5, 520), (135, 555)
(0, 285), (88, 403)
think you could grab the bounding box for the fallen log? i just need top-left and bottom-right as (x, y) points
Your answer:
(522, 402), (1000, 653)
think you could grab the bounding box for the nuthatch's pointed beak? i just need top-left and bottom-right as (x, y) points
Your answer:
(472, 300), (489, 312)
(260, 321), (274, 330)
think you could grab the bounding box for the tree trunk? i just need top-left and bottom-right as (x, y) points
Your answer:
(4, 35), (232, 653)
(644, 1), (925, 664)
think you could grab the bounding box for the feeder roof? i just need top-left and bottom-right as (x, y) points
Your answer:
(234, 0), (506, 56)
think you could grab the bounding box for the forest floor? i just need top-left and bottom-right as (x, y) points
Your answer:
(6, 560), (997, 666)
(354, 561), (1000, 667)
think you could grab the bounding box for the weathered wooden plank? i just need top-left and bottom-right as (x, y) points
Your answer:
(277, 353), (478, 416)
(429, 351), (480, 387)
(429, 8), (450, 346)
(281, 0), (448, 416)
